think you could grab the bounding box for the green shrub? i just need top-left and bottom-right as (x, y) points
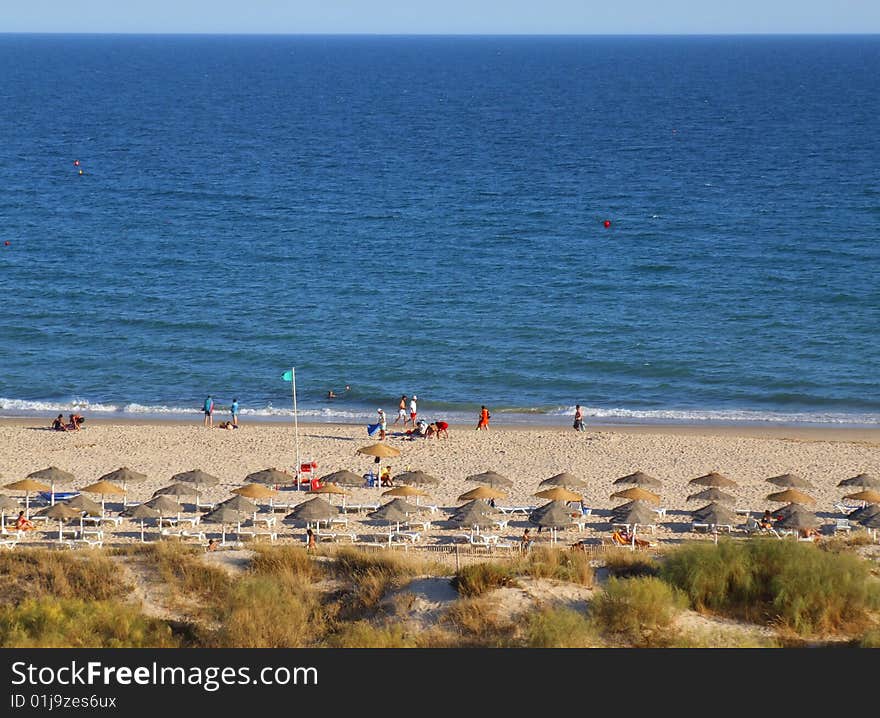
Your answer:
(0, 598), (179, 648)
(526, 607), (600, 647)
(328, 621), (418, 647)
(591, 577), (685, 645)
(662, 540), (880, 636)
(452, 562), (518, 597)
(603, 549), (659, 579)
(858, 629), (880, 648)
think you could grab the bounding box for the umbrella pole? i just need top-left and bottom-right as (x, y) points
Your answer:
(25, 492), (30, 519)
(291, 366), (301, 491)
(141, 520), (145, 543)
(58, 519), (63, 542)
(51, 482), (56, 506)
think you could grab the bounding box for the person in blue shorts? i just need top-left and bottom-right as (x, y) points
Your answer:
(203, 395), (214, 428)
(231, 397), (240, 427)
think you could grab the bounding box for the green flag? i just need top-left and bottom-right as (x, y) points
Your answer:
(281, 370), (293, 382)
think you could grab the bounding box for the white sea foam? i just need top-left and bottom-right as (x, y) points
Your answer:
(546, 405), (880, 426)
(1, 397), (877, 427)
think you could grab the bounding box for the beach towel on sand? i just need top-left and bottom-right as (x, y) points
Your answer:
(367, 423), (381, 437)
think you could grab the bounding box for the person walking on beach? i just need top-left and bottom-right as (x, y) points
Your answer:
(203, 395), (214, 428)
(394, 395), (408, 426)
(377, 408), (387, 440)
(231, 397), (240, 428)
(409, 395), (418, 425)
(573, 404), (585, 432)
(476, 405), (490, 431)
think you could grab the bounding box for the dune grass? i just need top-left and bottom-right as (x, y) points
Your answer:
(0, 598), (179, 648)
(590, 576), (686, 646)
(661, 540), (880, 636)
(525, 606), (601, 647)
(509, 546), (594, 586)
(443, 596), (516, 646)
(0, 549), (129, 605)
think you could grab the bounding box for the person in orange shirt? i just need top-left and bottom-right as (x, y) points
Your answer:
(476, 405), (490, 431)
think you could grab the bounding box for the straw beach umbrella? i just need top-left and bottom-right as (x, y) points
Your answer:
(458, 486), (506, 502)
(99, 467), (148, 493)
(692, 502), (738, 526)
(837, 473), (880, 489)
(538, 472), (588, 490)
(79, 480), (125, 514)
(246, 468), (296, 486)
(286, 497), (339, 527)
(613, 501), (659, 526)
(613, 471), (662, 488)
(154, 482), (201, 512)
(36, 502), (82, 542)
(219, 494), (258, 516)
(143, 495), (185, 528)
(368, 501), (420, 533)
(450, 499), (498, 518)
(395, 470), (439, 487)
(766, 489), (816, 506)
(450, 502), (498, 536)
(689, 472), (738, 488)
(848, 503), (880, 522)
(232, 483), (279, 500)
(4, 478), (51, 518)
(172, 469), (221, 487)
(65, 495), (102, 525)
(27, 466), (75, 506)
(121, 503), (161, 542)
(843, 490), (880, 504)
(356, 443), (401, 459)
(534, 486), (582, 502)
(466, 471), (513, 489)
(610, 487), (661, 505)
(772, 502), (813, 521)
(686, 487), (736, 503)
(308, 483), (349, 508)
(775, 511), (821, 532)
(318, 470), (364, 488)
(201, 506), (248, 544)
(766, 473), (813, 489)
(529, 501), (574, 545)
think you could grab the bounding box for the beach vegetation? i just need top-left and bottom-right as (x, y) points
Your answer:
(452, 562), (518, 597)
(590, 576), (686, 646)
(525, 606), (600, 647)
(602, 549), (659, 579)
(0, 598), (179, 648)
(0, 549), (129, 605)
(442, 596), (516, 646)
(509, 547), (594, 586)
(661, 540), (880, 636)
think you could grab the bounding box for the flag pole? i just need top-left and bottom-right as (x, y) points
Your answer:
(292, 366), (301, 491)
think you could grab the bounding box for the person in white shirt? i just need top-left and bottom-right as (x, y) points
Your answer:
(409, 395), (418, 425)
(378, 408), (387, 440)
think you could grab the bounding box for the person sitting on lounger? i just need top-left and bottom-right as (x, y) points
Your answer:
(207, 538), (219, 552)
(759, 509), (774, 530)
(380, 466), (393, 487)
(15, 511), (35, 531)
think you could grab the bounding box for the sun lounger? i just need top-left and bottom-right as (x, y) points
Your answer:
(497, 506), (536, 515)
(78, 528), (104, 540)
(0, 539), (18, 550)
(1, 527), (24, 540)
(612, 522), (656, 534)
(390, 531), (421, 544)
(834, 518), (852, 534)
(405, 519), (432, 532)
(834, 502), (862, 515)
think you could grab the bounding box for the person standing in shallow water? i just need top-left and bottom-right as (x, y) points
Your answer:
(573, 404), (585, 432)
(231, 397), (240, 427)
(203, 395), (214, 428)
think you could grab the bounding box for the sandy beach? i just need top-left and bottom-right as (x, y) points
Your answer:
(2, 417), (878, 547)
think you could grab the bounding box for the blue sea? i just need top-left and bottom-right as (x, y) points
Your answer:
(0, 35), (878, 427)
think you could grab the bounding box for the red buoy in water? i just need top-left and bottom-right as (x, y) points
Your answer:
(3, 241), (9, 246)
(73, 160), (80, 166)
(603, 220), (611, 229)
